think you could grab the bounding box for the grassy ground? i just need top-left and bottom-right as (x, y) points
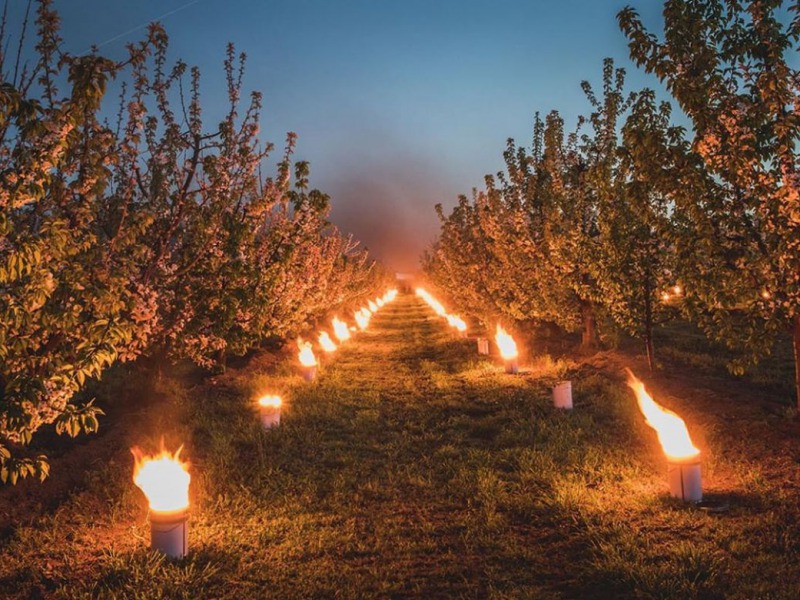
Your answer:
(1, 293), (799, 599)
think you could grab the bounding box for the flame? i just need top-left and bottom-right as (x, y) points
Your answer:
(132, 444), (190, 513)
(661, 291), (671, 302)
(625, 368), (700, 461)
(416, 288), (447, 316)
(297, 338), (318, 367)
(495, 325), (518, 360)
(368, 300), (378, 312)
(672, 285), (682, 296)
(318, 331), (337, 352)
(354, 308), (370, 330)
(376, 297), (385, 307)
(447, 314), (467, 333)
(384, 289), (398, 302)
(258, 394), (282, 408)
(332, 317), (351, 342)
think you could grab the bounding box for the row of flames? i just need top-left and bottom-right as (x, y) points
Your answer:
(415, 288), (467, 334)
(415, 287), (517, 364)
(133, 288), (703, 559)
(296, 289), (399, 370)
(131, 288), (400, 556)
(415, 287), (701, 479)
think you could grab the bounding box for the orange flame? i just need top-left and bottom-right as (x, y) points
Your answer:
(318, 331), (337, 352)
(258, 394), (282, 408)
(332, 317), (351, 342)
(354, 308), (370, 330)
(384, 289), (398, 302)
(376, 297), (385, 307)
(625, 368), (700, 461)
(416, 288), (447, 316)
(495, 325), (518, 360)
(298, 338), (318, 367)
(368, 300), (379, 312)
(447, 314), (467, 333)
(131, 443), (190, 513)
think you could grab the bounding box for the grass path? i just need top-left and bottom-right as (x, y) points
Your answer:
(2, 293), (800, 598)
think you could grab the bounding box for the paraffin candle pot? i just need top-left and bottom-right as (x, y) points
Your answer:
(258, 395), (282, 429)
(667, 459), (702, 502)
(552, 380), (573, 409)
(301, 365), (317, 382)
(150, 508), (189, 559)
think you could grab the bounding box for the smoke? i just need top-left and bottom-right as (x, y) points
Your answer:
(325, 148), (458, 274)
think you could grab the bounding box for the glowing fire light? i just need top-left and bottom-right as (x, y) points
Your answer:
(494, 325), (518, 360)
(318, 331), (337, 352)
(298, 338), (318, 367)
(672, 285), (682, 296)
(416, 288), (447, 316)
(625, 368), (700, 461)
(332, 317), (351, 342)
(258, 395), (282, 409)
(354, 308), (370, 330)
(132, 444), (190, 513)
(376, 297), (385, 307)
(367, 300), (378, 312)
(384, 289), (398, 302)
(447, 314), (467, 333)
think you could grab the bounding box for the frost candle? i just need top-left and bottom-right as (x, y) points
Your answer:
(552, 380), (573, 409)
(625, 369), (702, 502)
(318, 331), (337, 353)
(132, 444), (190, 559)
(447, 314), (468, 338)
(495, 325), (519, 374)
(297, 338), (318, 381)
(258, 394), (282, 429)
(332, 317), (351, 342)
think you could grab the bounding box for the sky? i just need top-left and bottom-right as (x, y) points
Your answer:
(11, 0), (666, 272)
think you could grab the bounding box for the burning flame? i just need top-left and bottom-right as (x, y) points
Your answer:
(368, 300), (378, 312)
(384, 289), (398, 302)
(132, 444), (190, 513)
(376, 297), (385, 307)
(332, 317), (351, 342)
(318, 331), (337, 352)
(354, 308), (370, 330)
(298, 338), (318, 367)
(416, 288), (447, 316)
(495, 325), (518, 360)
(258, 394), (282, 408)
(625, 368), (700, 461)
(447, 314), (467, 333)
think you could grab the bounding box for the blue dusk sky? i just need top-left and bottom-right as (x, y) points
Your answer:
(13, 0), (666, 271)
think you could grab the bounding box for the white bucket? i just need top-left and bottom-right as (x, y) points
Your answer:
(552, 380), (573, 409)
(150, 508), (188, 559)
(667, 460), (702, 502)
(302, 365), (317, 382)
(260, 406), (281, 429)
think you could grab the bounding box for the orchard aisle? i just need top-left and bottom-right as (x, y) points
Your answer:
(260, 291), (579, 597)
(5, 292), (799, 599)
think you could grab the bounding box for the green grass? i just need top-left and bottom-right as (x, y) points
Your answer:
(1, 294), (799, 598)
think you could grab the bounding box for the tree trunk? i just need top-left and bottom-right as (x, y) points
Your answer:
(793, 314), (800, 411)
(581, 300), (599, 350)
(644, 279), (655, 371)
